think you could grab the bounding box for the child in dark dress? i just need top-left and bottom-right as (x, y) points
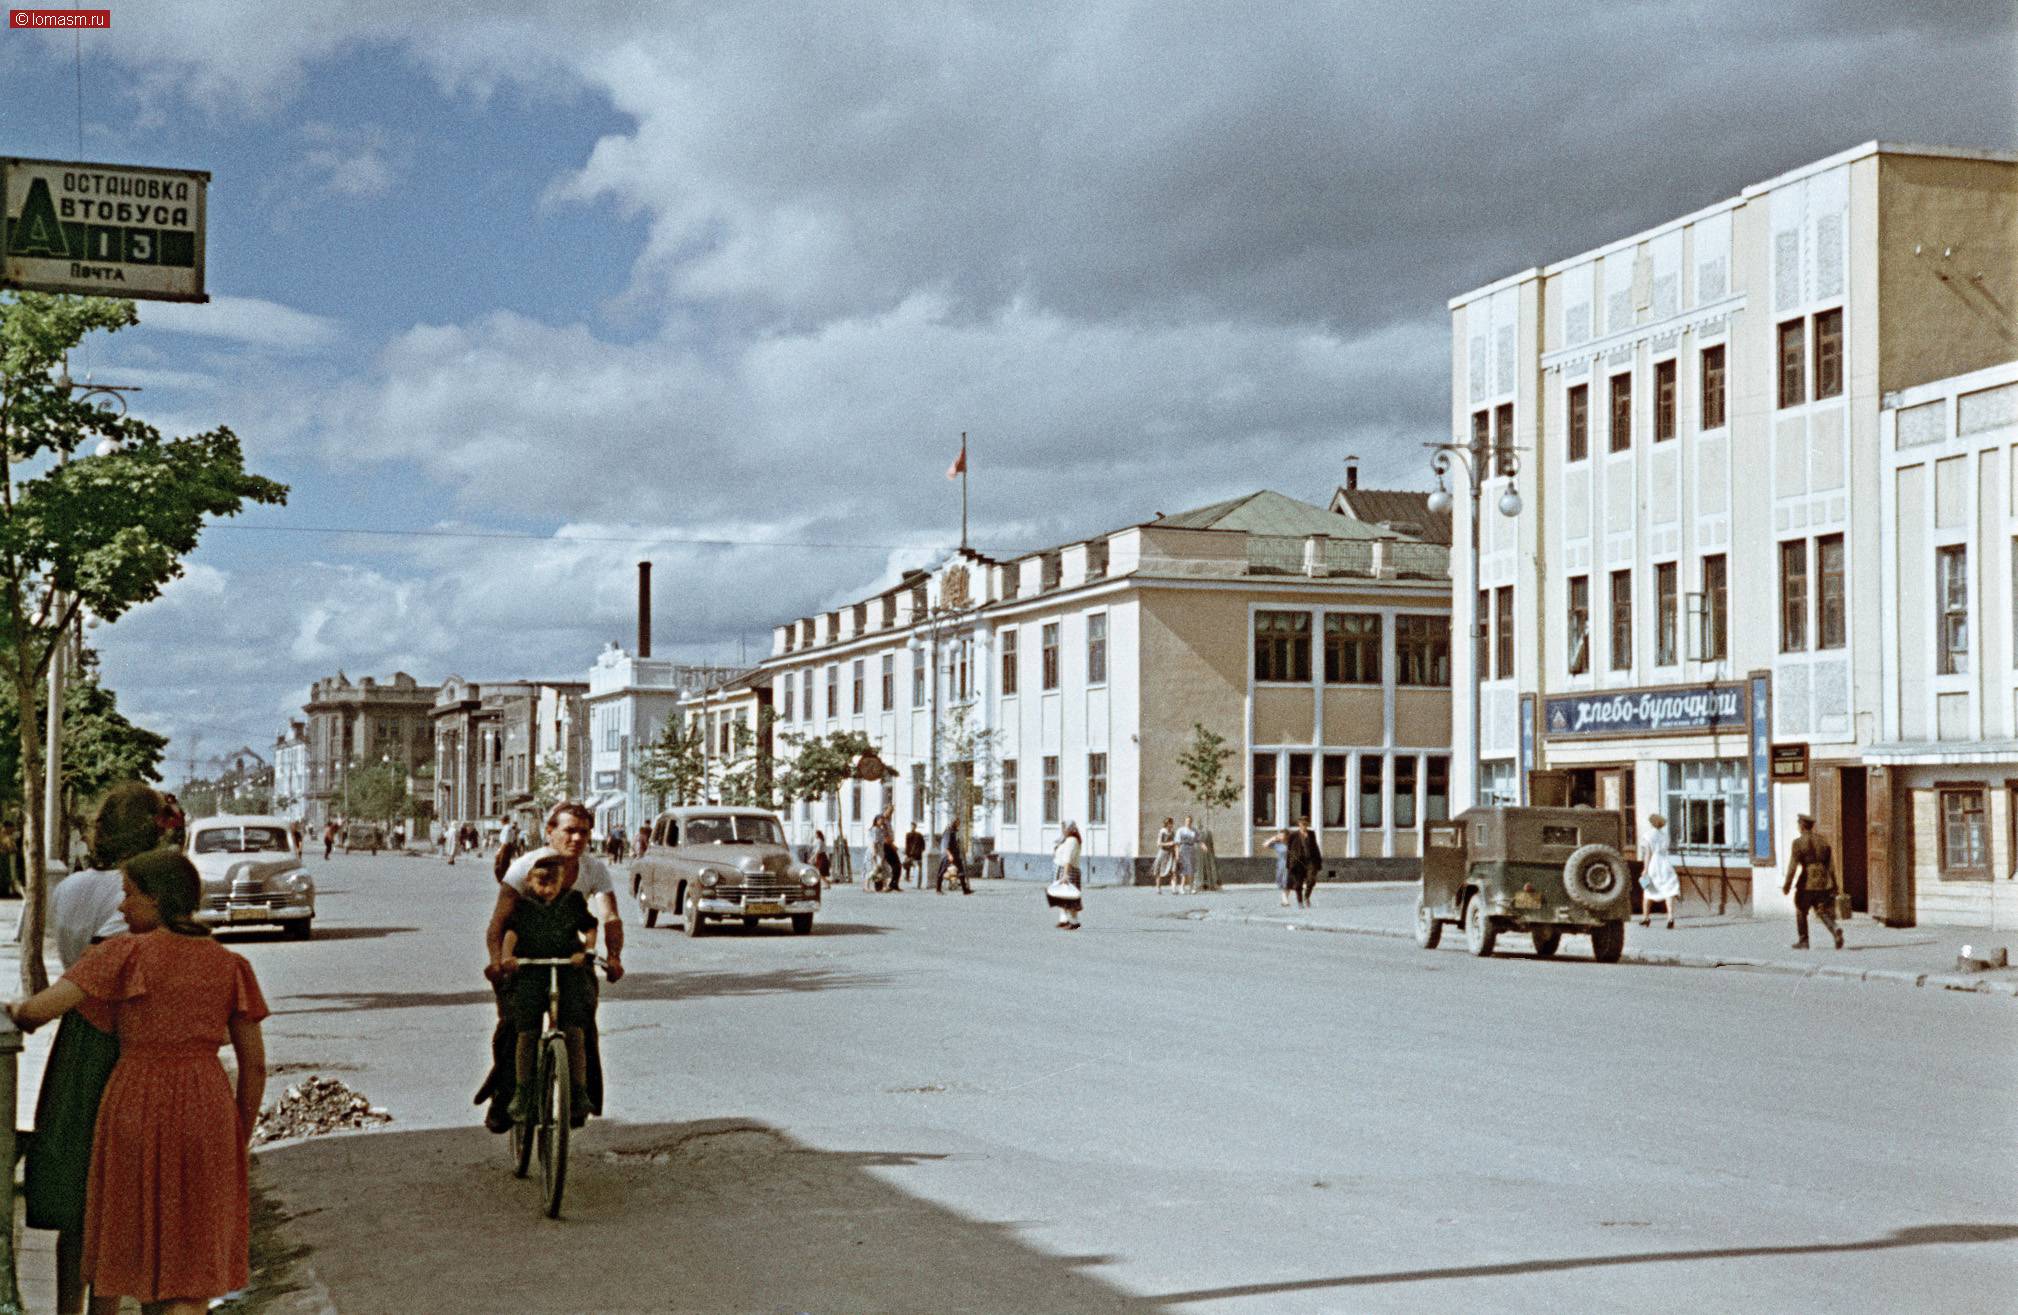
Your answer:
(500, 856), (597, 1127)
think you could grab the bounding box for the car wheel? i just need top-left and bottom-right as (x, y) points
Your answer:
(791, 913), (814, 935)
(682, 887), (706, 938)
(1413, 898), (1442, 950)
(283, 919), (313, 942)
(1563, 843), (1629, 911)
(1530, 926), (1561, 958)
(643, 904), (658, 929)
(1590, 919), (1625, 963)
(1463, 893), (1497, 958)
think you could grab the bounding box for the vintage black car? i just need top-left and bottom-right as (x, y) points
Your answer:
(631, 806), (822, 936)
(1415, 805), (1632, 962)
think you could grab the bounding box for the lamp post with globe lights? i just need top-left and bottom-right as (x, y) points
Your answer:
(1425, 433), (1524, 809)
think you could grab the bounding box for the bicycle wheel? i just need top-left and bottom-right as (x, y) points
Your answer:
(539, 1032), (571, 1219)
(509, 1058), (534, 1179)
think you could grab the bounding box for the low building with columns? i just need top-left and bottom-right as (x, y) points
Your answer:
(760, 490), (1453, 883)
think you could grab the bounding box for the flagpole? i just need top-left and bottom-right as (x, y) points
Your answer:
(960, 431), (968, 550)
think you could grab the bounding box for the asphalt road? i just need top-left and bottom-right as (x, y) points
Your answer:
(233, 854), (2017, 1315)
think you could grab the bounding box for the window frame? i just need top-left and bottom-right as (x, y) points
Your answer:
(1937, 545), (1969, 675)
(1394, 614), (1451, 688)
(1321, 753), (1349, 829)
(1087, 612), (1108, 686)
(1041, 622), (1061, 691)
(1813, 308), (1843, 400)
(880, 653), (894, 709)
(1700, 343), (1726, 431)
(1254, 610), (1314, 684)
(1494, 585), (1514, 680)
(1001, 759), (1018, 826)
(1000, 627), (1018, 696)
(1087, 752), (1108, 826)
(851, 658), (865, 715)
(1323, 612), (1381, 685)
(1654, 358), (1676, 442)
(1287, 752), (1313, 827)
(1817, 534), (1846, 651)
(1779, 540), (1809, 653)
(1042, 754), (1060, 826)
(1252, 754), (1279, 827)
(1938, 787), (1991, 877)
(1567, 382), (1589, 463)
(1567, 575), (1591, 676)
(1609, 569), (1632, 672)
(1357, 755), (1384, 828)
(1655, 562), (1679, 667)
(826, 664), (839, 718)
(911, 645), (926, 708)
(1608, 371), (1632, 453)
(1777, 318), (1806, 409)
(1704, 554), (1729, 662)
(1392, 755), (1419, 830)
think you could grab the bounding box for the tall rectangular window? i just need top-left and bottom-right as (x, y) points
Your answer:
(1041, 622), (1060, 690)
(880, 654), (894, 709)
(1817, 534), (1846, 650)
(1779, 540), (1808, 652)
(1287, 753), (1313, 826)
(1704, 554), (1729, 661)
(1664, 760), (1748, 857)
(1494, 401), (1516, 475)
(826, 665), (838, 718)
(1609, 372), (1632, 452)
(1392, 755), (1419, 829)
(954, 636), (972, 702)
(1254, 610), (1313, 682)
(850, 779), (861, 821)
(1474, 590), (1490, 681)
(1938, 545), (1969, 674)
(1654, 359), (1676, 441)
(1610, 570), (1633, 671)
(1321, 753), (1349, 828)
(851, 659), (865, 714)
(1358, 756), (1384, 828)
(1425, 755), (1451, 822)
(1324, 613), (1381, 684)
(1568, 575), (1591, 675)
(1087, 753), (1108, 826)
(1940, 789), (1990, 874)
(1395, 615), (1451, 687)
(911, 777), (924, 824)
(1000, 628), (1018, 696)
(1777, 319), (1805, 408)
(1042, 755), (1060, 825)
(1087, 613), (1107, 685)
(1813, 308), (1843, 400)
(1700, 344), (1726, 430)
(1472, 409), (1490, 462)
(1252, 754), (1278, 826)
(780, 673), (794, 722)
(802, 672), (813, 721)
(911, 646), (925, 708)
(1494, 585), (1514, 679)
(1655, 562), (1678, 666)
(1568, 383), (1589, 462)
(1001, 759), (1018, 826)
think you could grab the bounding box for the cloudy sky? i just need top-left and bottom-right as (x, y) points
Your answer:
(3, 1), (2013, 781)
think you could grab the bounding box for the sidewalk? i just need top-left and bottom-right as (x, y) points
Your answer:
(1169, 881), (2018, 996)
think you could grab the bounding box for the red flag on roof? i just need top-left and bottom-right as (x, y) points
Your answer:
(946, 439), (966, 480)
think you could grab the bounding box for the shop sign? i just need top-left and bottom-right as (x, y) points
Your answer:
(853, 750), (894, 781)
(3, 157), (209, 301)
(1518, 693), (1537, 804)
(593, 770), (619, 790)
(1543, 682), (1745, 739)
(1770, 743), (1810, 782)
(1749, 673), (1774, 866)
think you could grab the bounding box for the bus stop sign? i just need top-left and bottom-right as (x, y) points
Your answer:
(2, 156), (208, 302)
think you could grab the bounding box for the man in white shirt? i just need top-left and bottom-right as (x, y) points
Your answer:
(480, 802), (625, 1131)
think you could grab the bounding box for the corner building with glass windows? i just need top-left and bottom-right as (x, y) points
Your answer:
(1449, 141), (2017, 927)
(759, 490), (1453, 884)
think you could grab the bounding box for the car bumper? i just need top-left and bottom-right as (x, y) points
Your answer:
(197, 899), (314, 928)
(696, 895), (820, 917)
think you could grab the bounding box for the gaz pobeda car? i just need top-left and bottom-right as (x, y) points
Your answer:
(186, 814), (316, 938)
(1415, 805), (1633, 962)
(630, 806), (822, 936)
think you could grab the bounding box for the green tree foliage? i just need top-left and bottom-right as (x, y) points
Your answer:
(530, 749), (569, 817)
(928, 705), (1001, 839)
(636, 719), (706, 809)
(3, 292), (288, 987)
(776, 728), (880, 814)
(1178, 722), (1241, 836)
(344, 758), (408, 826)
(717, 709), (777, 808)
(0, 656), (166, 807)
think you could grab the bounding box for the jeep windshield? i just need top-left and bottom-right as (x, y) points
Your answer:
(682, 815), (784, 846)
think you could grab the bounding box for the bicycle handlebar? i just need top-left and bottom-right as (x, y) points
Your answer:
(510, 956), (602, 967)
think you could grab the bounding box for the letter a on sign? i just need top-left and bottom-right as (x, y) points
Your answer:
(6, 178), (66, 258)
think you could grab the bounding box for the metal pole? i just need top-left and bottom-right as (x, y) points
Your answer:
(929, 614), (941, 834)
(1468, 445), (1484, 810)
(43, 609), (65, 876)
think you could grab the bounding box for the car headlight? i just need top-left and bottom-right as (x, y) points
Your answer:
(701, 871), (720, 888)
(288, 873), (314, 893)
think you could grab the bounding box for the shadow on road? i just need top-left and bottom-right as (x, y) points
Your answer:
(1148, 1224), (2018, 1305)
(249, 1118), (1158, 1315)
(269, 965), (891, 1015)
(636, 918), (891, 938)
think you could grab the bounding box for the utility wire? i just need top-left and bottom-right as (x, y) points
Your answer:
(207, 521), (1033, 555)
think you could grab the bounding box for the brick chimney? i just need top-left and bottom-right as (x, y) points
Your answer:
(637, 561), (652, 658)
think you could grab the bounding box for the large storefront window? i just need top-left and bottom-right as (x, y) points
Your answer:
(1478, 759), (1517, 807)
(1663, 760), (1748, 857)
(1252, 754), (1279, 826)
(1322, 754), (1349, 828)
(1287, 753), (1313, 825)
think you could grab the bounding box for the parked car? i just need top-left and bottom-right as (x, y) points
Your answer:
(631, 807), (822, 936)
(187, 814), (315, 939)
(1415, 805), (1632, 962)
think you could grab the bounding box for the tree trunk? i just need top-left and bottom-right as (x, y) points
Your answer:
(18, 667), (47, 993)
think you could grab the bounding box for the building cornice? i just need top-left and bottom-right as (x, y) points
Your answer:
(1540, 292), (1748, 372)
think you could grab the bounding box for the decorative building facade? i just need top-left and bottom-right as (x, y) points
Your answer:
(271, 720), (308, 821)
(761, 491), (1453, 884)
(1448, 141), (2016, 926)
(582, 646), (743, 835)
(302, 672), (439, 830)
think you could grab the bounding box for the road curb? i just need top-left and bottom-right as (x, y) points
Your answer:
(1210, 911), (2017, 998)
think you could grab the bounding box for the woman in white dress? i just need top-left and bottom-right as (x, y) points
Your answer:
(1047, 823), (1084, 930)
(1639, 812), (1681, 928)
(1151, 819), (1177, 892)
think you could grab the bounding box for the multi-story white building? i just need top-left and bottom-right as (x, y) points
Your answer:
(271, 720), (308, 821)
(1448, 141), (2015, 927)
(582, 645), (742, 836)
(762, 490), (1453, 883)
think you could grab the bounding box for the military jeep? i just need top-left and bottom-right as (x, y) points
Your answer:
(1416, 806), (1632, 962)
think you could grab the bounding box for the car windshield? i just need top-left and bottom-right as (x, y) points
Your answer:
(683, 815), (784, 846)
(192, 826), (292, 855)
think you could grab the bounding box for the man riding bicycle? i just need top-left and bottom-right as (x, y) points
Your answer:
(480, 802), (626, 1132)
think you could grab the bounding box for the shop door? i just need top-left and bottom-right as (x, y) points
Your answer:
(1597, 767), (1636, 850)
(1839, 767), (1868, 913)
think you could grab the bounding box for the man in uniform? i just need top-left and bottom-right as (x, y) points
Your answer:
(1782, 814), (1844, 950)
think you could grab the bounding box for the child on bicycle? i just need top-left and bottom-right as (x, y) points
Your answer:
(500, 855), (596, 1128)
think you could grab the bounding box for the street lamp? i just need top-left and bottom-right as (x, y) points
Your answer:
(1426, 430), (1524, 809)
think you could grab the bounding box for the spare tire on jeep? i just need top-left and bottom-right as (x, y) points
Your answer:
(1563, 842), (1629, 910)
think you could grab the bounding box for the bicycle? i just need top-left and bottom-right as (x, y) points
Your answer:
(506, 955), (599, 1218)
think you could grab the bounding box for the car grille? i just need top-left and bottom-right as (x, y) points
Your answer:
(209, 890), (285, 909)
(727, 880), (810, 901)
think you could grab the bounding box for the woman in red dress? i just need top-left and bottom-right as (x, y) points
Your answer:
(8, 849), (269, 1315)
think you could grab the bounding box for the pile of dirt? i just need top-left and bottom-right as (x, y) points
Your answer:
(253, 1076), (392, 1146)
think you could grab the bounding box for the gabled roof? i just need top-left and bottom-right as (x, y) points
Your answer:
(1147, 489), (1395, 541)
(1329, 488), (1452, 546)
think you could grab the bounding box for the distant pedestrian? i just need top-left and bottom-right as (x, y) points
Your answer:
(1783, 814), (1844, 950)
(1287, 816), (1323, 907)
(1268, 828), (1292, 906)
(26, 782), (166, 1315)
(868, 812), (899, 892)
(8, 849), (270, 1315)
(1638, 812), (1681, 929)
(1152, 818), (1178, 892)
(321, 820), (336, 862)
(1197, 821), (1221, 891)
(1173, 816), (1200, 893)
(902, 823), (926, 886)
(288, 820), (304, 855)
(1048, 823), (1084, 929)
(935, 816), (970, 894)
(811, 830), (832, 884)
